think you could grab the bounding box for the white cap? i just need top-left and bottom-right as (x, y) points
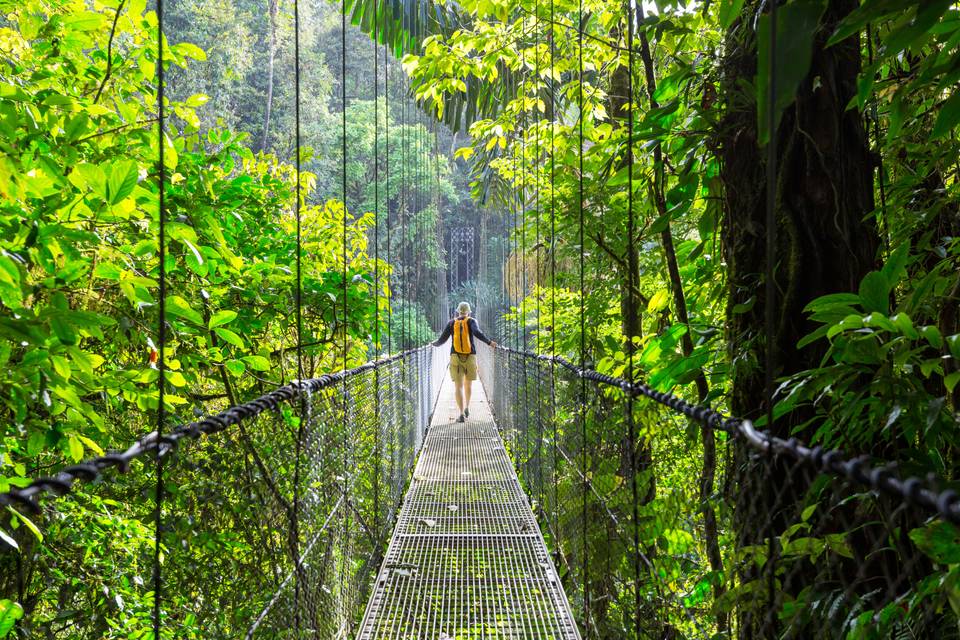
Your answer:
(456, 301), (471, 316)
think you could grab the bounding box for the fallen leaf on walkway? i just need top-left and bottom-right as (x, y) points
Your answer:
(420, 518), (437, 528)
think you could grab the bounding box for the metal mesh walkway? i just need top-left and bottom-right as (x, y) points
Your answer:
(357, 378), (580, 639)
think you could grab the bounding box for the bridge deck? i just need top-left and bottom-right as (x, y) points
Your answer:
(357, 378), (580, 639)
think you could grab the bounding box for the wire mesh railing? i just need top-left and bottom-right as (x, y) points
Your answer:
(0, 346), (447, 639)
(478, 343), (960, 639)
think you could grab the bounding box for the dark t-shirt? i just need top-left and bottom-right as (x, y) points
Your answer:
(433, 316), (492, 354)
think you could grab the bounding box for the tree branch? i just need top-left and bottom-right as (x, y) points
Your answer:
(93, 0), (127, 104)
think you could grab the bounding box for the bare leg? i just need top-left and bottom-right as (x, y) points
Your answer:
(454, 379), (465, 414)
(464, 380), (473, 412)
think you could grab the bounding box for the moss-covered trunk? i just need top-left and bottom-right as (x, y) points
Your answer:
(717, 0), (879, 635)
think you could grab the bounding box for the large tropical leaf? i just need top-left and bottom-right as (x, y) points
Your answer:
(343, 0), (516, 132)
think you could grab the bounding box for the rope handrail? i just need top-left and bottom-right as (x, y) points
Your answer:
(493, 344), (960, 525)
(0, 345), (432, 513)
(8, 341), (957, 523)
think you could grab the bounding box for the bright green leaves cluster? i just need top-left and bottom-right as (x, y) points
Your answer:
(0, 599), (23, 639)
(0, 0), (386, 634)
(782, 242), (960, 455)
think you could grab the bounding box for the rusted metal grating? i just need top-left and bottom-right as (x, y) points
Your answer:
(358, 412), (580, 639)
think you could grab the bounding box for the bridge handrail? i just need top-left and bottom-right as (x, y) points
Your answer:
(0, 345), (434, 512)
(491, 344), (960, 525)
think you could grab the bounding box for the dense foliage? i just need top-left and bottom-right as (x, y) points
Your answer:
(2, 0), (959, 637)
(0, 0), (452, 634)
(394, 0), (960, 636)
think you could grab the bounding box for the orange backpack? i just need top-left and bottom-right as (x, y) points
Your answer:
(453, 318), (472, 354)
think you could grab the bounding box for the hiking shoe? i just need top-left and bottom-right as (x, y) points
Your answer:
(456, 414), (465, 423)
(464, 408), (470, 418)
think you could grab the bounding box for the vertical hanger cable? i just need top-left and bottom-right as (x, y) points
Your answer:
(291, 0), (305, 627)
(549, 0), (559, 550)
(764, 0), (780, 632)
(577, 0), (590, 624)
(372, 0), (382, 537)
(153, 0), (167, 633)
(625, 0), (641, 633)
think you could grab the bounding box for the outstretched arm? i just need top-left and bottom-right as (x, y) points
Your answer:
(432, 321), (452, 347)
(469, 319), (497, 348)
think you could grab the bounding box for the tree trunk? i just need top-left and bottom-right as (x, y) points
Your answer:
(718, 0), (879, 635)
(261, 0), (280, 151)
(631, 4), (725, 632)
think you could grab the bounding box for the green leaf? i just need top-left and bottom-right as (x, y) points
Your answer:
(93, 262), (123, 280)
(225, 360), (246, 377)
(0, 599), (24, 638)
(718, 0), (746, 30)
(858, 271), (889, 314)
(185, 93), (209, 107)
(909, 521), (960, 564)
(757, 0), (827, 145)
(76, 434), (104, 456)
(67, 436), (84, 463)
(6, 507), (42, 543)
(50, 315), (77, 346)
(63, 10), (107, 31)
(826, 0), (903, 47)
(890, 313), (919, 340)
(804, 293), (862, 312)
(173, 42), (207, 61)
(732, 295), (756, 314)
(165, 296), (203, 325)
(948, 335), (960, 359)
(241, 355), (271, 372)
(181, 238), (204, 269)
(208, 310), (238, 329)
(214, 327), (245, 348)
(69, 163), (107, 199)
(797, 324), (829, 349)
(107, 160), (138, 204)
(932, 91), (960, 139)
(945, 372), (960, 394)
(647, 290), (670, 314)
(0, 254), (20, 287)
(881, 242), (910, 282)
(921, 325), (943, 349)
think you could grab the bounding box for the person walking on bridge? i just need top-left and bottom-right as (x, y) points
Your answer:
(433, 302), (497, 422)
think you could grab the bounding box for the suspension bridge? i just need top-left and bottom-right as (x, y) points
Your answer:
(1, 0), (958, 636)
(2, 337), (958, 638)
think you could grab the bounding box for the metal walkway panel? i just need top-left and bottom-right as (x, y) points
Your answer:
(413, 433), (515, 482)
(358, 378), (580, 640)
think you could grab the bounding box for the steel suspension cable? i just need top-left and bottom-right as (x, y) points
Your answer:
(373, 0), (382, 537)
(533, 0), (545, 516)
(153, 0), (166, 633)
(548, 0), (559, 555)
(764, 0), (780, 631)
(625, 2), (641, 634)
(340, 0), (352, 614)
(577, 0), (589, 626)
(520, 10), (531, 484)
(385, 41), (392, 356)
(291, 0), (305, 627)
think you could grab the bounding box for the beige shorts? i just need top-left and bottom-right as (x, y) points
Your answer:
(449, 354), (478, 382)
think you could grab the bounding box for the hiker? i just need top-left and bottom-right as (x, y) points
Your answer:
(433, 302), (497, 422)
